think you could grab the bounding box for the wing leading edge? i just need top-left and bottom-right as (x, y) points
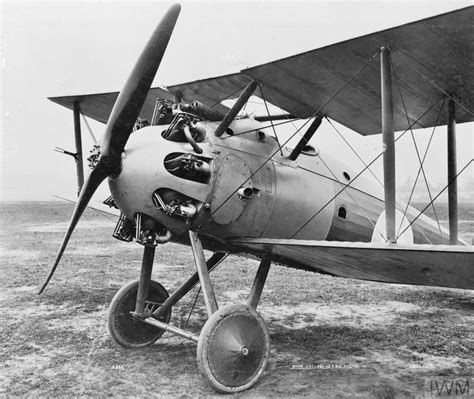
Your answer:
(229, 238), (474, 290)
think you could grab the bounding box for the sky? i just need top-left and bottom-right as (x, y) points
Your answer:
(1, 0), (473, 202)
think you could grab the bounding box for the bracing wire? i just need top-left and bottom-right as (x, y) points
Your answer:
(222, 117), (302, 139)
(184, 253), (229, 326)
(325, 118), (384, 187)
(205, 50), (380, 221)
(223, 50), (379, 141)
(289, 98), (443, 238)
(258, 84), (283, 155)
(78, 105), (98, 144)
(397, 159), (473, 240)
(52, 195), (117, 223)
(389, 56), (445, 242)
(209, 84), (249, 108)
(316, 153), (386, 240)
(396, 98), (446, 239)
(324, 116), (434, 244)
(185, 286), (201, 327)
(208, 45), (469, 244)
(394, 46), (474, 118)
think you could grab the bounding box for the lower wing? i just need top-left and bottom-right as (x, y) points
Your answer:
(229, 238), (474, 290)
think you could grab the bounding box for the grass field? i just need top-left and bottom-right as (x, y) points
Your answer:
(1, 202), (473, 397)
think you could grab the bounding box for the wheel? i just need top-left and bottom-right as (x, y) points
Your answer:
(197, 304), (270, 393)
(108, 280), (171, 348)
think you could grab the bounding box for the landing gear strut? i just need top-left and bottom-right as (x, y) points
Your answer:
(190, 232), (271, 392)
(108, 245), (171, 348)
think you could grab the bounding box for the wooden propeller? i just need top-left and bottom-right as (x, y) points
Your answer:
(39, 4), (181, 294)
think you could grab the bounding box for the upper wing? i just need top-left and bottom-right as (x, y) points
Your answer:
(229, 238), (474, 290)
(49, 87), (174, 124)
(50, 7), (473, 134)
(168, 72), (254, 114)
(168, 7), (474, 135)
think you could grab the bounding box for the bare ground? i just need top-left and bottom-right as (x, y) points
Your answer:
(0, 202), (473, 398)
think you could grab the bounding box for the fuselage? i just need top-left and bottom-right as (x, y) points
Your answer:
(109, 117), (450, 270)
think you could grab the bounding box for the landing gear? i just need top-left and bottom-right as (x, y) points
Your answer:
(108, 279), (171, 348)
(188, 231), (272, 392)
(108, 230), (272, 393)
(197, 304), (270, 393)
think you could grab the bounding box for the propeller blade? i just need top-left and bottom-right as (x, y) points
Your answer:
(101, 3), (181, 169)
(39, 4), (181, 293)
(38, 165), (108, 294)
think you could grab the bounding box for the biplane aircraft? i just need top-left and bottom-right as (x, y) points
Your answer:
(41, 4), (473, 392)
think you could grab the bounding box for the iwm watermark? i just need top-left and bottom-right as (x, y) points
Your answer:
(425, 377), (472, 398)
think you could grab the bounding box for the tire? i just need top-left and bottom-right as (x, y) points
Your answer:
(108, 280), (171, 348)
(197, 304), (270, 393)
